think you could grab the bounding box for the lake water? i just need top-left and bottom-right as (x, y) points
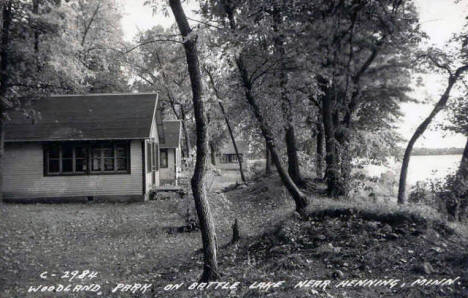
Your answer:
(366, 154), (463, 185)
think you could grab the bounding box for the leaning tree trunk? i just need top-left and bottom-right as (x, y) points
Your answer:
(224, 2), (307, 213)
(218, 101), (246, 183)
(204, 66), (247, 183)
(236, 56), (308, 214)
(316, 121), (324, 180)
(398, 69), (468, 204)
(169, 0), (219, 282)
(265, 140), (272, 175)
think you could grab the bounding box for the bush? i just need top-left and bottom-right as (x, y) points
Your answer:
(348, 171), (396, 203)
(249, 160), (265, 176)
(408, 173), (467, 221)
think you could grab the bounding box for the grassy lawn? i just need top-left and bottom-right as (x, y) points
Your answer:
(1, 174), (467, 297)
(0, 201), (202, 296)
(0, 175), (294, 297)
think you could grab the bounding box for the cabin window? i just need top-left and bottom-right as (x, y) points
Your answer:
(160, 149), (168, 168)
(220, 153), (242, 164)
(44, 141), (130, 176)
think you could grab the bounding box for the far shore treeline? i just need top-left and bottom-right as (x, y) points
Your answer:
(408, 147), (464, 156)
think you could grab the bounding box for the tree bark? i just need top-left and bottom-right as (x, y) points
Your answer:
(0, 1), (12, 202)
(169, 0), (219, 282)
(316, 121), (324, 180)
(398, 67), (468, 204)
(236, 56), (308, 214)
(209, 141), (216, 165)
(0, 119), (4, 202)
(265, 140), (272, 175)
(180, 108), (191, 159)
(272, 6), (303, 186)
(285, 126), (303, 186)
(321, 84), (344, 197)
(32, 0), (40, 54)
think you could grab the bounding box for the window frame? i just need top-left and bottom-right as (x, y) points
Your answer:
(43, 141), (131, 176)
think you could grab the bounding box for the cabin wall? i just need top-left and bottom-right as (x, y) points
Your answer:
(144, 114), (160, 196)
(176, 145), (181, 180)
(3, 140), (144, 200)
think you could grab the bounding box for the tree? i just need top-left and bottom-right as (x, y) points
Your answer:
(200, 0), (309, 213)
(126, 26), (194, 160)
(398, 49), (468, 204)
(0, 0), (91, 199)
(271, 1), (304, 186)
(203, 64), (247, 183)
(169, 0), (220, 281)
(73, 0), (129, 93)
(434, 82), (468, 219)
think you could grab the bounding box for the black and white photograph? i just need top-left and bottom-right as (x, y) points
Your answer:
(0, 0), (467, 297)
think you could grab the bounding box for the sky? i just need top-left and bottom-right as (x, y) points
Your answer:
(120, 0), (468, 149)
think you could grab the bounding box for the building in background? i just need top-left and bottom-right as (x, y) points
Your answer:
(159, 120), (182, 186)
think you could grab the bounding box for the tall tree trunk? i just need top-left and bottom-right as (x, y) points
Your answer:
(265, 140), (272, 175)
(236, 56), (308, 214)
(1, 1), (11, 96)
(316, 121), (324, 180)
(0, 1), (12, 202)
(321, 85), (344, 197)
(169, 0), (219, 282)
(209, 141), (216, 166)
(285, 126), (303, 186)
(33, 0), (40, 54)
(398, 68), (468, 204)
(180, 108), (191, 158)
(0, 119), (4, 202)
(272, 6), (303, 186)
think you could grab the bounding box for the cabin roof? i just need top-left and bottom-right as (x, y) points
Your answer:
(160, 120), (181, 148)
(4, 93), (159, 142)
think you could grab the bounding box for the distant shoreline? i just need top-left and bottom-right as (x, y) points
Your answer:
(407, 148), (464, 156)
(411, 152), (463, 156)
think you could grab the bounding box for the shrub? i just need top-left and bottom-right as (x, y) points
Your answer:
(408, 173), (467, 221)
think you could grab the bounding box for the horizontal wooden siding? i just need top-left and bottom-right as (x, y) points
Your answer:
(3, 140), (143, 199)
